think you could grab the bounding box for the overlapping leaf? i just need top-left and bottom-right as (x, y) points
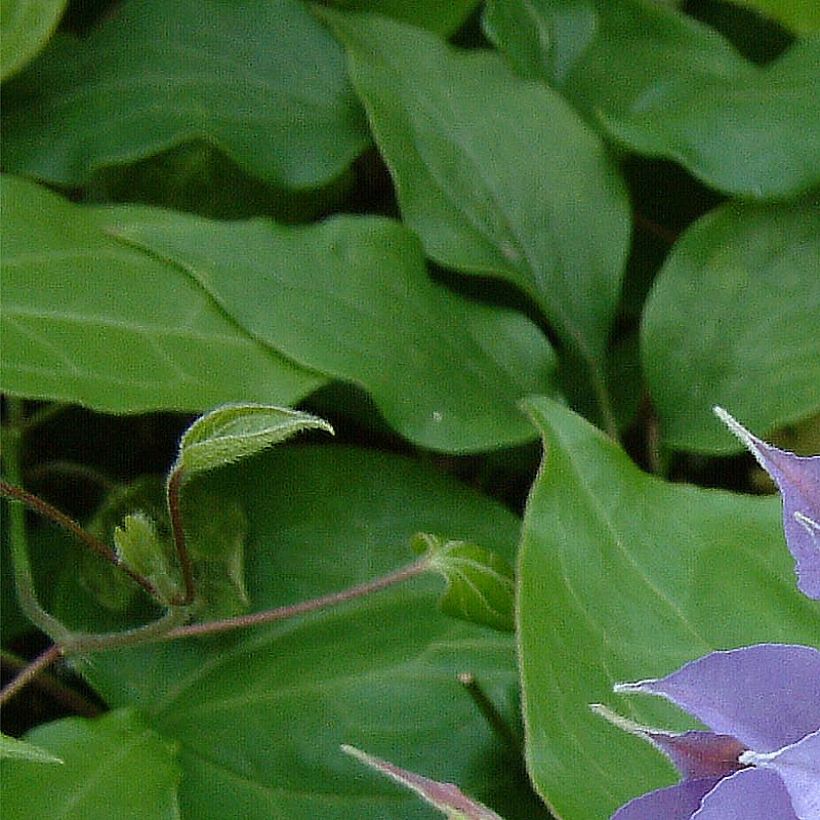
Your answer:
(326, 0), (479, 35)
(109, 209), (559, 452)
(1, 0), (67, 80)
(2, 0), (369, 189)
(67, 446), (549, 819)
(0, 176), (324, 411)
(324, 10), (630, 381)
(517, 398), (819, 819)
(642, 198), (820, 452)
(484, 0), (820, 198)
(0, 709), (181, 818)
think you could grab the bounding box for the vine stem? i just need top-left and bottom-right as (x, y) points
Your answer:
(166, 467), (195, 605)
(0, 479), (163, 602)
(0, 644), (63, 707)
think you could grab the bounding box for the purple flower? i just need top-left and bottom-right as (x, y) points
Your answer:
(715, 407), (820, 599)
(602, 644), (820, 819)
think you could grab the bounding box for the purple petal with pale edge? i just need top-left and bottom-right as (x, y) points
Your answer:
(611, 778), (720, 820)
(691, 767), (797, 819)
(643, 730), (745, 779)
(715, 408), (820, 599)
(616, 644), (820, 752)
(744, 729), (820, 820)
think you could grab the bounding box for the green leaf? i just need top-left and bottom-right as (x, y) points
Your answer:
(642, 198), (820, 453)
(0, 175), (325, 412)
(2, 0), (369, 189)
(109, 209), (559, 453)
(483, 0), (820, 199)
(412, 533), (515, 632)
(0, 0), (67, 80)
(0, 709), (181, 818)
(517, 397), (820, 820)
(0, 733), (62, 764)
(71, 446), (550, 820)
(175, 404), (333, 477)
(325, 0), (479, 35)
(725, 0), (820, 35)
(323, 10), (630, 374)
(342, 745), (505, 819)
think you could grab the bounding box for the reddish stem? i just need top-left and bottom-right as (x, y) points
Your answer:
(165, 468), (195, 605)
(0, 644), (62, 707)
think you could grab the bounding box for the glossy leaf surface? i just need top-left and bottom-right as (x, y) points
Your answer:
(484, 0), (820, 198)
(0, 0), (67, 80)
(642, 199), (820, 452)
(111, 209), (558, 453)
(325, 10), (630, 371)
(0, 733), (62, 764)
(2, 0), (369, 189)
(0, 709), (181, 818)
(517, 398), (819, 819)
(0, 176), (324, 412)
(71, 446), (548, 819)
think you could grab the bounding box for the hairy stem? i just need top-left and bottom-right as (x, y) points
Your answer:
(165, 467), (195, 605)
(0, 479), (164, 602)
(0, 644), (63, 707)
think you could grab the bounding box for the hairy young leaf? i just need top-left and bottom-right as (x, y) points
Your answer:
(70, 446), (549, 819)
(412, 533), (515, 632)
(0, 709), (181, 818)
(109, 210), (559, 453)
(176, 404), (333, 477)
(0, 0), (67, 80)
(517, 398), (819, 820)
(0, 733), (62, 765)
(2, 0), (369, 189)
(324, 10), (629, 376)
(342, 745), (505, 819)
(642, 198), (820, 452)
(484, 0), (820, 198)
(0, 176), (324, 411)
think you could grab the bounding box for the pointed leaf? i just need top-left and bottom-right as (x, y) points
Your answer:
(109, 209), (559, 453)
(412, 533), (515, 632)
(716, 408), (820, 599)
(342, 745), (505, 819)
(642, 199), (820, 452)
(516, 397), (819, 819)
(0, 733), (62, 764)
(0, 176), (324, 412)
(175, 403), (333, 477)
(485, 0), (820, 198)
(2, 0), (369, 189)
(0, 709), (181, 818)
(1, 0), (67, 80)
(324, 9), (629, 372)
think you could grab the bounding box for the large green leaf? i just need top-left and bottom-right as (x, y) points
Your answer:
(725, 0), (820, 35)
(324, 10), (629, 379)
(108, 209), (559, 453)
(0, 176), (324, 412)
(0, 709), (181, 818)
(483, 0), (820, 199)
(642, 198), (820, 453)
(0, 0), (67, 80)
(517, 398), (819, 819)
(2, 0), (369, 189)
(67, 446), (549, 819)
(326, 0), (479, 35)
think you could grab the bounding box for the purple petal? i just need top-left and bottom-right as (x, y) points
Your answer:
(691, 767), (797, 819)
(715, 408), (820, 599)
(642, 730), (745, 780)
(742, 729), (820, 820)
(612, 778), (721, 820)
(615, 644), (820, 752)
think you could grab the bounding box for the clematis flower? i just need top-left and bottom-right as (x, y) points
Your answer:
(601, 643), (820, 819)
(714, 407), (820, 600)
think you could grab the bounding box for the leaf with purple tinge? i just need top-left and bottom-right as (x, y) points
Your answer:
(715, 407), (820, 599)
(605, 644), (820, 820)
(341, 745), (505, 820)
